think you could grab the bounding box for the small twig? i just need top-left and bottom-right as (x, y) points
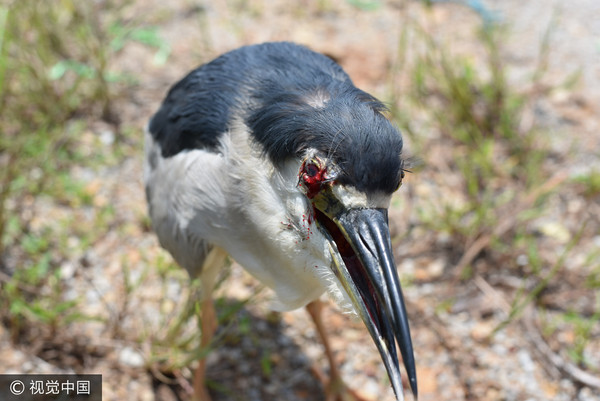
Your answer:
(496, 220), (587, 334)
(473, 275), (511, 315)
(472, 274), (600, 390)
(521, 306), (600, 390)
(173, 369), (195, 395)
(150, 364), (179, 385)
(454, 172), (569, 275)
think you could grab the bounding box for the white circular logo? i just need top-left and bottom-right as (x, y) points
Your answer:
(9, 380), (25, 395)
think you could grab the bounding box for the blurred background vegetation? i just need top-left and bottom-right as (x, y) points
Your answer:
(0, 0), (598, 400)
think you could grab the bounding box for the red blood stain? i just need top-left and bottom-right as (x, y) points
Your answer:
(299, 160), (327, 199)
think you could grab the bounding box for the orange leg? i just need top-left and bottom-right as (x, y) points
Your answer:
(306, 300), (371, 401)
(192, 297), (217, 401)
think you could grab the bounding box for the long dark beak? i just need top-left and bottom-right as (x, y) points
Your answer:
(322, 207), (417, 401)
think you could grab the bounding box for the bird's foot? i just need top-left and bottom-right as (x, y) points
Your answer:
(311, 366), (373, 401)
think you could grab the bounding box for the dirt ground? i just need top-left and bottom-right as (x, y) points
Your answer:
(1, 1), (599, 401)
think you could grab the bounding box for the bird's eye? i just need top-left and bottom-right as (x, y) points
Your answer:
(305, 163), (320, 178)
(299, 160), (327, 199)
(395, 166), (411, 191)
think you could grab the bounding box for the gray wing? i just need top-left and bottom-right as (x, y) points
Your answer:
(144, 127), (227, 278)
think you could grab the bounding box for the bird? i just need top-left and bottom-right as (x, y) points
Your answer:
(144, 41), (417, 401)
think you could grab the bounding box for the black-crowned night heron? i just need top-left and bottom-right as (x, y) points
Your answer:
(145, 42), (417, 401)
